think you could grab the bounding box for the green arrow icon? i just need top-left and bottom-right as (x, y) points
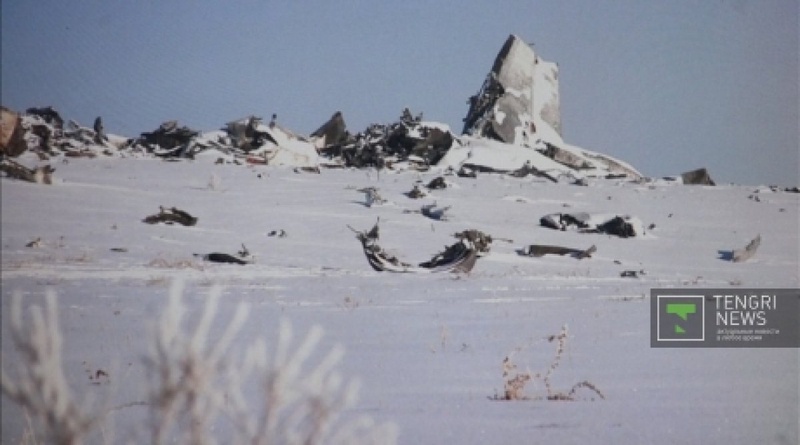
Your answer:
(666, 303), (696, 321)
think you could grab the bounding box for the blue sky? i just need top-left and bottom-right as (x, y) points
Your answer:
(2, 1), (797, 185)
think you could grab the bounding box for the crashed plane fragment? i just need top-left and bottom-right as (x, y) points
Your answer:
(463, 34), (560, 145)
(454, 34), (643, 181)
(352, 221), (490, 273)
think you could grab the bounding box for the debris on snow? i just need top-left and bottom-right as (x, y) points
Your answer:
(681, 168), (715, 186)
(2, 33), (651, 178)
(426, 176), (448, 190)
(25, 237), (43, 248)
(456, 166), (478, 178)
(224, 116), (278, 152)
(508, 160), (558, 182)
(194, 244), (254, 265)
(620, 269), (646, 278)
(142, 206), (198, 226)
(0, 158), (55, 184)
(350, 220), (490, 273)
(310, 111), (348, 150)
(596, 216), (639, 238)
(358, 187), (386, 207)
(317, 108), (457, 170)
(421, 202), (452, 221)
(731, 234), (761, 263)
(518, 244), (596, 259)
(453, 34), (643, 180)
(539, 212), (644, 238)
(134, 120), (200, 157)
(405, 184), (427, 199)
(540, 212), (592, 231)
(463, 35), (561, 145)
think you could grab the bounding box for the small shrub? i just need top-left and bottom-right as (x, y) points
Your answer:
(1, 282), (398, 444)
(494, 325), (605, 402)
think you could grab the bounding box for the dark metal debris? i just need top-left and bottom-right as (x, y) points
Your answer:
(351, 220), (490, 273)
(681, 168), (715, 186)
(540, 213), (641, 238)
(518, 244), (596, 259)
(316, 108), (456, 169)
(142, 206), (198, 226)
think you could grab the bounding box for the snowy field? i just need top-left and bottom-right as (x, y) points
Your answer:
(2, 156), (798, 444)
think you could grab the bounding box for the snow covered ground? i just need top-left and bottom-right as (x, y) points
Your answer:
(2, 156), (798, 444)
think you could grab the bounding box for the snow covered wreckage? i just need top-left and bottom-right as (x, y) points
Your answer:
(451, 34), (643, 180)
(2, 34), (643, 182)
(352, 220), (492, 274)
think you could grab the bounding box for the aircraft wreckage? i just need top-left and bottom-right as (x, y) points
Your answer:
(2, 34), (654, 183)
(351, 220), (492, 274)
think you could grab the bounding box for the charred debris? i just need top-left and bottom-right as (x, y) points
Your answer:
(3, 34), (653, 183)
(2, 34), (756, 193)
(351, 220), (492, 274)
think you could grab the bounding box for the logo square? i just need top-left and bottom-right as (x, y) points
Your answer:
(657, 295), (705, 341)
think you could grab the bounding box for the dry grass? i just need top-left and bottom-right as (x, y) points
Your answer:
(494, 325), (605, 402)
(1, 282), (398, 444)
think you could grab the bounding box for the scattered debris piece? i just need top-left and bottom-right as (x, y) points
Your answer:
(358, 187), (386, 207)
(538, 142), (593, 171)
(224, 115), (277, 152)
(457, 166), (477, 178)
(142, 206), (198, 226)
(0, 158), (55, 184)
(317, 108), (457, 169)
(93, 116), (108, 145)
(194, 253), (250, 265)
(518, 244), (596, 259)
(294, 166), (321, 174)
(194, 244), (253, 265)
(596, 216), (638, 238)
(26, 106), (64, 129)
(620, 270), (645, 278)
(350, 220), (490, 273)
(133, 120), (200, 157)
(310, 111), (347, 150)
(539, 212), (643, 238)
(421, 202), (452, 221)
(426, 176), (448, 190)
(731, 234), (761, 263)
(25, 237), (43, 248)
(539, 212), (591, 231)
(681, 168), (715, 186)
(405, 184), (427, 199)
(572, 177), (589, 186)
(451, 229), (494, 255)
(508, 160), (558, 182)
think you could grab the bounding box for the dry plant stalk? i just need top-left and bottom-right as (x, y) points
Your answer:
(2, 282), (398, 445)
(1, 291), (94, 444)
(497, 324), (605, 402)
